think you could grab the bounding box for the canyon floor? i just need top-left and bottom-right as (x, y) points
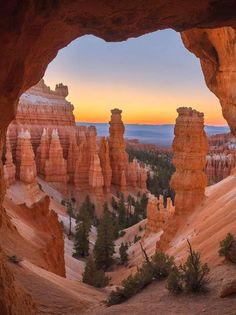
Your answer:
(2, 174), (236, 314)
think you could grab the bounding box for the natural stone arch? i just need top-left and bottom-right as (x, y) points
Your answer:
(0, 0), (235, 230)
(0, 2), (236, 312)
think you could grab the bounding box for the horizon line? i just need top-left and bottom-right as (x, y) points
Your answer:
(76, 121), (229, 127)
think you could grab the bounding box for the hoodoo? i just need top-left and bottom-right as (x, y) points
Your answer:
(109, 108), (129, 189)
(45, 129), (68, 195)
(170, 107), (208, 215)
(3, 135), (16, 188)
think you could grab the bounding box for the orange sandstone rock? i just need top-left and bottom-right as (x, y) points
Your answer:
(99, 137), (112, 193)
(36, 128), (50, 177)
(109, 108), (129, 189)
(3, 136), (16, 187)
(45, 129), (68, 195)
(170, 107), (208, 215)
(19, 130), (37, 184)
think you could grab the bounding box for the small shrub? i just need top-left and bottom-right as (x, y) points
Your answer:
(119, 230), (126, 238)
(219, 233), (236, 263)
(108, 249), (173, 306)
(180, 240), (209, 293)
(82, 258), (110, 288)
(151, 252), (174, 279)
(107, 262), (153, 306)
(119, 242), (128, 265)
(167, 267), (183, 294)
(134, 235), (141, 244)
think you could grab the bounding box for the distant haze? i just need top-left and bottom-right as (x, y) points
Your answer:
(77, 123), (230, 147)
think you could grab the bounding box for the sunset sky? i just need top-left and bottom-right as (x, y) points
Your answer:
(44, 29), (226, 125)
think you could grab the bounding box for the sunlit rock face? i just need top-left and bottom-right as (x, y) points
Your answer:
(181, 27), (236, 134)
(170, 107), (208, 215)
(5, 81), (148, 200)
(146, 194), (174, 234)
(8, 79), (75, 156)
(18, 130), (37, 184)
(109, 108), (129, 189)
(205, 133), (236, 184)
(99, 137), (112, 193)
(45, 129), (68, 195)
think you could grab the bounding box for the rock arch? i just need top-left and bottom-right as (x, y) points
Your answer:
(0, 2), (236, 312)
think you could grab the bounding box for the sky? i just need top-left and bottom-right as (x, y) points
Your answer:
(44, 29), (226, 125)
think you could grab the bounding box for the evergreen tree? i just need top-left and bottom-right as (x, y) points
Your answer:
(111, 196), (118, 211)
(117, 197), (126, 228)
(66, 200), (74, 238)
(78, 195), (96, 224)
(119, 242), (128, 265)
(73, 218), (90, 258)
(82, 257), (110, 288)
(94, 205), (115, 270)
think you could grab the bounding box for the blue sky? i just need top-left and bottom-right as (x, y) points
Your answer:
(44, 29), (224, 125)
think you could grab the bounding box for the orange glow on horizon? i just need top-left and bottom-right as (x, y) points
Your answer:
(45, 77), (227, 126)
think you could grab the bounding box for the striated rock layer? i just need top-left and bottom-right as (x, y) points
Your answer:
(4, 81), (148, 205)
(109, 108), (129, 189)
(157, 107), (208, 251)
(181, 27), (236, 134)
(146, 194), (174, 234)
(3, 136), (16, 188)
(170, 107), (208, 215)
(45, 129), (68, 195)
(206, 133), (236, 184)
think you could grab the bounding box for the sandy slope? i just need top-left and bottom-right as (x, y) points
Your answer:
(86, 175), (236, 314)
(3, 175), (236, 314)
(3, 181), (106, 314)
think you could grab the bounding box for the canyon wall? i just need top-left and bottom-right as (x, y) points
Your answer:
(206, 133), (236, 184)
(4, 82), (148, 205)
(170, 107), (208, 215)
(181, 27), (236, 134)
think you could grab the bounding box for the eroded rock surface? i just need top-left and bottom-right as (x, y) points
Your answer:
(181, 27), (236, 134)
(170, 107), (208, 215)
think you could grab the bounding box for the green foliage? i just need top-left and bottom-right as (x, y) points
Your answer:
(94, 207), (115, 270)
(107, 250), (173, 305)
(78, 195), (96, 224)
(167, 267), (183, 294)
(219, 233), (235, 259)
(117, 197), (126, 227)
(133, 235), (141, 244)
(82, 257), (110, 288)
(73, 220), (90, 258)
(167, 241), (210, 294)
(151, 252), (175, 279)
(180, 240), (209, 293)
(111, 196), (118, 211)
(108, 262), (153, 306)
(72, 196), (96, 258)
(126, 147), (175, 204)
(119, 242), (128, 265)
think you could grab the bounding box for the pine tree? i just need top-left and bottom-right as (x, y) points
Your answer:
(66, 200), (74, 238)
(73, 219), (90, 258)
(119, 242), (128, 265)
(94, 206), (115, 270)
(117, 197), (126, 228)
(82, 257), (110, 288)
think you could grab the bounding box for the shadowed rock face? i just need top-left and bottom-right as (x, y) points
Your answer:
(181, 27), (236, 134)
(0, 1), (236, 128)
